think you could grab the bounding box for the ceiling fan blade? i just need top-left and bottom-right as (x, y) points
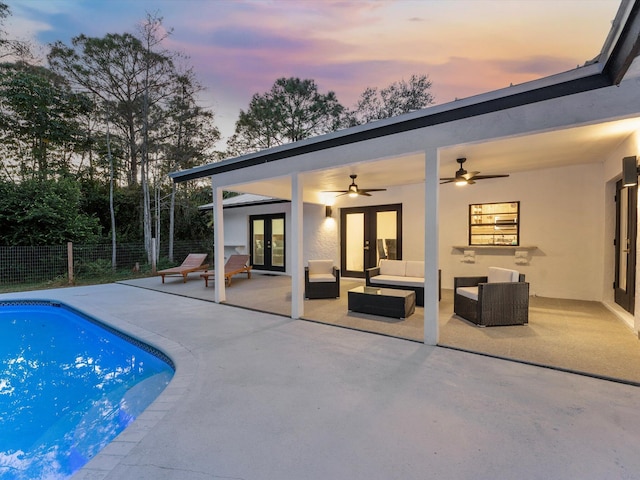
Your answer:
(322, 190), (349, 193)
(360, 188), (387, 193)
(359, 192), (372, 196)
(467, 179), (476, 184)
(462, 171), (480, 180)
(440, 179), (455, 184)
(472, 174), (510, 180)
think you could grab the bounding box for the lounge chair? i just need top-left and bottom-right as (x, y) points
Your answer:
(454, 266), (529, 326)
(305, 260), (340, 299)
(158, 253), (209, 283)
(201, 254), (252, 287)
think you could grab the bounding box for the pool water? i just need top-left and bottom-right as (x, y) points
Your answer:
(0, 301), (174, 480)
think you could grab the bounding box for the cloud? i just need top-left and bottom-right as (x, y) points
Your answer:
(207, 26), (309, 52)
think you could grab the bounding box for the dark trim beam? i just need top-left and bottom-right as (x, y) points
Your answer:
(604, 0), (640, 85)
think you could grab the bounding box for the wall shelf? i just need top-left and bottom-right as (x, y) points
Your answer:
(453, 245), (537, 251)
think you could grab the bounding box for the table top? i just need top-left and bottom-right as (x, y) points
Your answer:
(348, 286), (415, 298)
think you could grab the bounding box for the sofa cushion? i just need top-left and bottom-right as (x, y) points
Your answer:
(379, 259), (406, 276)
(370, 275), (424, 289)
(405, 261), (424, 278)
(487, 267), (519, 283)
(456, 286), (479, 300)
(308, 260), (334, 276)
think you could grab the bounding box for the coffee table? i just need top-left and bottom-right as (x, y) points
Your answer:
(348, 286), (416, 319)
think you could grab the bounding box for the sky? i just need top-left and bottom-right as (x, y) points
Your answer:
(6, 0), (623, 145)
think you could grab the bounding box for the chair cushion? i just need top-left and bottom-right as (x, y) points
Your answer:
(487, 267), (519, 283)
(456, 286), (479, 300)
(308, 273), (336, 283)
(308, 260), (334, 275)
(405, 261), (424, 278)
(379, 259), (406, 276)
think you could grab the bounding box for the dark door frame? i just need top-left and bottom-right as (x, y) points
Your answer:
(249, 213), (286, 272)
(340, 203), (402, 278)
(614, 179), (636, 314)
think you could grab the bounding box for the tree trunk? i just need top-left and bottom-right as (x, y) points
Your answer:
(106, 118), (117, 270)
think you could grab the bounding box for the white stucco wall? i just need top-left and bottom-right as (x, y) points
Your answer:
(303, 203), (339, 265)
(222, 201), (339, 274)
(438, 163), (605, 300)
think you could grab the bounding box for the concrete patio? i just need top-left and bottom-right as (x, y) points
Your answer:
(3, 283), (640, 479)
(121, 271), (640, 385)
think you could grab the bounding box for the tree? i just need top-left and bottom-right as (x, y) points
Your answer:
(48, 20), (176, 187)
(48, 14), (216, 261)
(350, 74), (435, 125)
(227, 77), (346, 155)
(0, 178), (102, 245)
(0, 62), (92, 180)
(0, 2), (34, 62)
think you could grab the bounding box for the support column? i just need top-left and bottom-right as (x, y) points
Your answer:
(213, 184), (226, 303)
(291, 173), (304, 319)
(424, 149), (439, 345)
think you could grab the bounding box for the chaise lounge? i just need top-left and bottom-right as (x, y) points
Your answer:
(201, 254), (252, 287)
(157, 253), (209, 283)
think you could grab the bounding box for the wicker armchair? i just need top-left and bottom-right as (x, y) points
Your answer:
(454, 267), (529, 326)
(305, 260), (340, 299)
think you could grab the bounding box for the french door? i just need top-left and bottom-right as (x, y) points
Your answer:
(340, 204), (402, 278)
(250, 213), (285, 272)
(614, 179), (636, 313)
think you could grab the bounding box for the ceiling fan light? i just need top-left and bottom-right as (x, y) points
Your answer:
(348, 184), (358, 196)
(455, 179), (468, 186)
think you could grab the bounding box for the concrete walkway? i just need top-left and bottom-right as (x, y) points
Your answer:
(3, 283), (640, 480)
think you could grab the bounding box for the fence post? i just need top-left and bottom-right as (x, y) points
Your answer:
(151, 238), (157, 274)
(67, 242), (74, 285)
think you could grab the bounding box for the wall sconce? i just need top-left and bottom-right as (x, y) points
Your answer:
(325, 205), (333, 218)
(623, 155), (638, 186)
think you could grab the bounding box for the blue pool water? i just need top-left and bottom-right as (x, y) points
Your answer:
(0, 300), (174, 480)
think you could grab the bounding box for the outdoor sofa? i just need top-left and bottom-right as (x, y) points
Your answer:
(366, 259), (435, 306)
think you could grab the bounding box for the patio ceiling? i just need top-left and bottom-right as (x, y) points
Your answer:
(221, 116), (640, 204)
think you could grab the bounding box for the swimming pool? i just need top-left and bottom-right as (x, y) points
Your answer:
(0, 300), (174, 480)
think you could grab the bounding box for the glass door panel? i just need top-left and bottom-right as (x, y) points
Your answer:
(252, 219), (265, 266)
(345, 213), (364, 272)
(376, 211), (397, 262)
(271, 217), (285, 268)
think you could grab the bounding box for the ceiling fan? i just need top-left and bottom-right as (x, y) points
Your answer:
(440, 157), (509, 185)
(324, 174), (387, 197)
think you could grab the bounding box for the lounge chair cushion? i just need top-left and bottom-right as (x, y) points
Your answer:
(487, 267), (520, 283)
(308, 260), (334, 276)
(456, 286), (479, 301)
(379, 259), (406, 276)
(308, 260), (337, 283)
(308, 273), (336, 283)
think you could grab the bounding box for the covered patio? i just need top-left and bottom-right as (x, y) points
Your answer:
(170, 7), (640, 342)
(120, 273), (640, 386)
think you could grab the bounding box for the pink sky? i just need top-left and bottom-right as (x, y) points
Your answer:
(9, 0), (622, 144)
